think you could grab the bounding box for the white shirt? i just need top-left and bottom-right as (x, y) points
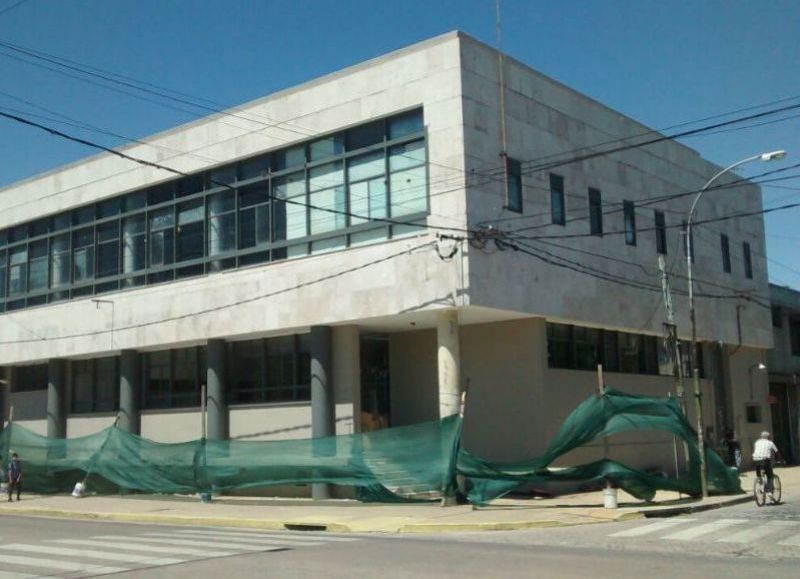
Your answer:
(752, 439), (778, 461)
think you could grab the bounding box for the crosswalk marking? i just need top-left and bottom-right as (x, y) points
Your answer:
(717, 521), (800, 544)
(190, 529), (359, 542)
(0, 553), (128, 575)
(778, 533), (800, 546)
(99, 534), (283, 551)
(57, 538), (235, 557)
(609, 519), (697, 538)
(662, 519), (748, 541)
(171, 531), (324, 547)
(2, 543), (184, 565)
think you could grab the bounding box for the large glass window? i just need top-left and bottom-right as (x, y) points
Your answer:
(144, 347), (205, 409)
(50, 234), (71, 287)
(72, 227), (95, 282)
(97, 221), (120, 278)
(0, 108), (427, 312)
(28, 239), (48, 292)
(149, 208), (175, 267)
(389, 141), (426, 218)
(176, 199), (205, 262)
(229, 335), (312, 403)
(14, 364), (48, 392)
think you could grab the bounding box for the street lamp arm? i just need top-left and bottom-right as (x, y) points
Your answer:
(687, 154), (762, 227)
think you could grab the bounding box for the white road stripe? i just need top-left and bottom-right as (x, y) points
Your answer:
(58, 538), (234, 558)
(213, 529), (358, 542)
(171, 531), (324, 547)
(0, 571), (39, 579)
(5, 543), (184, 565)
(663, 519), (748, 541)
(0, 553), (127, 575)
(717, 521), (800, 544)
(609, 519), (697, 538)
(778, 532), (800, 546)
(100, 535), (280, 551)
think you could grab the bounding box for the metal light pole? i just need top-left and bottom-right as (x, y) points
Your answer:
(686, 149), (786, 498)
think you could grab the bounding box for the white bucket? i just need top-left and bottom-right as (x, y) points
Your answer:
(603, 486), (618, 509)
(72, 482), (85, 498)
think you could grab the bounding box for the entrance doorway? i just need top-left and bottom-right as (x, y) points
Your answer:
(769, 382), (794, 463)
(360, 335), (390, 432)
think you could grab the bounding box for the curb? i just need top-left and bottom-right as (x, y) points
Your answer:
(641, 495), (753, 518)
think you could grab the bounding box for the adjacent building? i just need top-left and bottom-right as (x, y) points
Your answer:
(768, 283), (800, 464)
(0, 32), (774, 489)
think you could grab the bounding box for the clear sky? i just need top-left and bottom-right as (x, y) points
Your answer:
(1, 0), (798, 289)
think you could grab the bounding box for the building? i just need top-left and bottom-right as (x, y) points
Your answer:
(0, 32), (774, 490)
(768, 283), (800, 463)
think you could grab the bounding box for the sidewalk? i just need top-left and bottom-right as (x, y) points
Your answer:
(1, 466), (797, 534)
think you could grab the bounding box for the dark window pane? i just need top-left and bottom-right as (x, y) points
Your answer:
(573, 327), (599, 370)
(176, 174), (205, 198)
(655, 211), (667, 254)
(51, 213), (71, 232)
(389, 109), (423, 139)
(309, 135), (344, 161)
(208, 164), (237, 188)
(721, 234), (731, 273)
(549, 173), (565, 225)
(146, 351), (171, 409)
(624, 201), (636, 246)
(506, 158), (522, 213)
(547, 323), (572, 368)
(98, 198), (121, 218)
(124, 191), (147, 212)
(743, 241), (753, 279)
(148, 182), (174, 206)
(238, 154), (270, 181)
(346, 120), (384, 150)
(273, 145), (305, 171)
(72, 359), (94, 413)
(589, 188), (602, 236)
(95, 357), (119, 412)
(72, 206), (95, 226)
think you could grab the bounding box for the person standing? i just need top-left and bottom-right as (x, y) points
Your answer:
(7, 452), (22, 502)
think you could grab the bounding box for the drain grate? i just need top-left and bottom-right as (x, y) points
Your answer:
(284, 523), (328, 532)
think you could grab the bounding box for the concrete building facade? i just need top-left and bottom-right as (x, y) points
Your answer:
(768, 284), (800, 464)
(0, 32), (774, 487)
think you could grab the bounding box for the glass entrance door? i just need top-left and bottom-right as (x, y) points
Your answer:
(360, 335), (390, 432)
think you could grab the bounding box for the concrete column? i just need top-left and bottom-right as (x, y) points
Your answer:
(437, 309), (461, 418)
(311, 326), (333, 500)
(119, 350), (141, 435)
(332, 326), (360, 435)
(47, 359), (66, 439)
(206, 339), (228, 440)
(1, 366), (10, 425)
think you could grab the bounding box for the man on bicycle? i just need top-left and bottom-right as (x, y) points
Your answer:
(752, 431), (779, 493)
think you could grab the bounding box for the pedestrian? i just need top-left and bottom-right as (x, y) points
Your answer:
(7, 452), (22, 502)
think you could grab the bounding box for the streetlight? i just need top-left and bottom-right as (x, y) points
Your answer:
(686, 149), (786, 498)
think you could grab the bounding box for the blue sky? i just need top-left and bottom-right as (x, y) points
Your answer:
(0, 0), (798, 288)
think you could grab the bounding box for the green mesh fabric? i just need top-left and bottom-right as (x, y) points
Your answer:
(0, 415), (462, 500)
(458, 388), (742, 504)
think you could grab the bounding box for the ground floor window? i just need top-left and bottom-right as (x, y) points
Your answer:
(71, 356), (119, 414)
(228, 334), (311, 404)
(13, 364), (48, 392)
(546, 322), (703, 377)
(143, 346), (206, 409)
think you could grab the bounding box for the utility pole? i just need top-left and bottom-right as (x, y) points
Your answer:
(658, 256), (686, 409)
(659, 256), (687, 483)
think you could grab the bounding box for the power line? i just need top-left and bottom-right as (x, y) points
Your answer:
(0, 0), (27, 17)
(0, 108), (473, 235)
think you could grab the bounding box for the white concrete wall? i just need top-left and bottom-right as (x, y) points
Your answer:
(228, 404), (312, 441)
(67, 415), (117, 438)
(458, 34), (772, 350)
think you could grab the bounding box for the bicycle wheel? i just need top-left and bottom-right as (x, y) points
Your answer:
(754, 477), (766, 506)
(770, 476), (782, 504)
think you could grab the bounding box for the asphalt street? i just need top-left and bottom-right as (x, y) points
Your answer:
(0, 495), (798, 579)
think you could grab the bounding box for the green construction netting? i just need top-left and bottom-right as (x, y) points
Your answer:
(0, 415), (462, 501)
(458, 388), (742, 504)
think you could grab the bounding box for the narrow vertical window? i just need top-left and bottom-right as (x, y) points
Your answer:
(506, 158), (522, 213)
(623, 201), (636, 246)
(654, 210), (666, 254)
(743, 241), (753, 279)
(588, 187), (602, 236)
(720, 234), (731, 273)
(549, 173), (565, 225)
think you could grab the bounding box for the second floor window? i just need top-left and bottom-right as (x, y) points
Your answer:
(743, 241), (753, 279)
(721, 234), (731, 273)
(654, 211), (666, 254)
(550, 173), (565, 225)
(588, 188), (602, 236)
(506, 158), (522, 213)
(623, 201), (636, 246)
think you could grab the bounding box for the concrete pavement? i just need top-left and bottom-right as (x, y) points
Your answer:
(1, 466), (797, 533)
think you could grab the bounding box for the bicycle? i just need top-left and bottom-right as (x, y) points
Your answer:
(753, 471), (781, 506)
